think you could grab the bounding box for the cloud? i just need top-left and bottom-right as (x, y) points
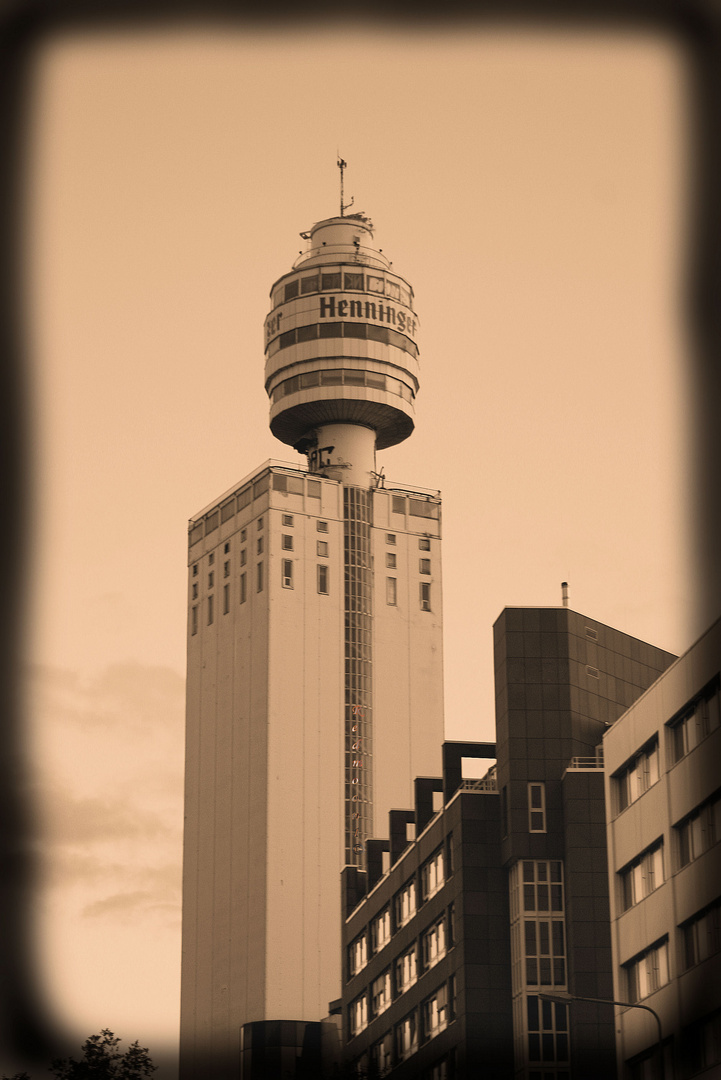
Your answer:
(82, 890), (180, 923)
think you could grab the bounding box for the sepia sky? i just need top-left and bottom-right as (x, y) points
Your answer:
(23, 22), (696, 1075)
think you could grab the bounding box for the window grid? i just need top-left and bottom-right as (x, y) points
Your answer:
(344, 487), (373, 867)
(419, 558), (431, 575)
(527, 996), (570, 1066)
(420, 582), (431, 611)
(281, 534), (293, 551)
(371, 970), (392, 1018)
(395, 878), (417, 930)
(318, 564), (329, 595)
(421, 983), (450, 1041)
(371, 908), (391, 953)
(395, 944), (418, 995)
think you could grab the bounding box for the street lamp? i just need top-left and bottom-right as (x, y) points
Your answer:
(537, 992), (668, 1080)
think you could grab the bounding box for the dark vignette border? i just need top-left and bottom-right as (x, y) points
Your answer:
(0, 0), (718, 1073)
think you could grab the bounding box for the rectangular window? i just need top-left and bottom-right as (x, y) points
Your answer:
(519, 860), (564, 915)
(256, 562), (264, 593)
(386, 577), (397, 606)
(348, 992), (368, 1037)
(317, 540), (329, 557)
(192, 564), (198, 576)
(394, 878), (417, 929)
(371, 1032), (393, 1078)
(682, 898), (721, 970)
(282, 514), (294, 526)
(422, 984), (449, 1040)
(344, 272), (364, 290)
(257, 537), (263, 555)
(372, 908), (391, 952)
(282, 560), (293, 589)
(240, 548), (247, 566)
(524, 919), (566, 987)
(676, 792), (721, 869)
(240, 529), (247, 542)
(420, 583), (431, 612)
(281, 534), (293, 550)
(625, 939), (669, 1003)
(317, 520), (328, 532)
(208, 571), (214, 589)
(386, 552), (396, 568)
(307, 479), (321, 499)
(422, 916), (447, 969)
(257, 516), (264, 530)
(392, 495), (405, 515)
(669, 680), (720, 763)
(223, 560), (230, 578)
(528, 783), (546, 833)
(191, 606), (198, 635)
(395, 944), (418, 993)
(207, 595), (214, 625)
(224, 541), (230, 553)
(395, 1012), (418, 1061)
(240, 573), (247, 604)
(419, 537), (431, 550)
(419, 558), (431, 574)
(284, 280), (299, 302)
(317, 564), (329, 595)
(223, 584), (230, 614)
(208, 552), (215, 565)
(619, 841), (665, 911)
(321, 272), (341, 290)
(527, 997), (569, 1065)
(348, 931), (368, 977)
(371, 970), (392, 1018)
(192, 583), (198, 600)
(386, 533), (396, 544)
(615, 739), (660, 813)
(421, 848), (445, 900)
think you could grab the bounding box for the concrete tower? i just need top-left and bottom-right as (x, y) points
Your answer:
(179, 205), (444, 1077)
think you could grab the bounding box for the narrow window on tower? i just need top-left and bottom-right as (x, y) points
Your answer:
(257, 517), (264, 530)
(224, 542), (230, 554)
(257, 562), (264, 593)
(208, 553), (215, 565)
(281, 535), (293, 551)
(282, 560), (293, 589)
(317, 541), (329, 557)
(386, 578), (397, 606)
(282, 514), (294, 527)
(192, 583), (198, 600)
(386, 553), (397, 569)
(318, 565), (329, 595)
(419, 538), (431, 550)
(240, 573), (247, 604)
(223, 584), (230, 614)
(528, 783), (546, 833)
(317, 521), (329, 533)
(257, 537), (263, 555)
(240, 529), (247, 542)
(207, 595), (214, 625)
(240, 549), (247, 567)
(420, 583), (431, 611)
(386, 533), (396, 545)
(192, 564), (198, 576)
(208, 571), (214, 589)
(191, 606), (198, 635)
(419, 558), (431, 575)
(224, 560), (230, 578)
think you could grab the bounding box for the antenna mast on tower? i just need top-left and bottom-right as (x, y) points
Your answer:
(337, 156), (354, 216)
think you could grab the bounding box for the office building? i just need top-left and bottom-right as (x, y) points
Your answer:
(604, 616), (721, 1079)
(340, 606), (675, 1079)
(179, 210), (445, 1077)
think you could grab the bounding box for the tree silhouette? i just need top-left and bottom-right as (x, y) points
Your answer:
(2, 1030), (156, 1080)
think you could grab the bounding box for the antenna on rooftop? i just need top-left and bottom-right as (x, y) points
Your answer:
(561, 582), (569, 608)
(337, 156), (354, 217)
